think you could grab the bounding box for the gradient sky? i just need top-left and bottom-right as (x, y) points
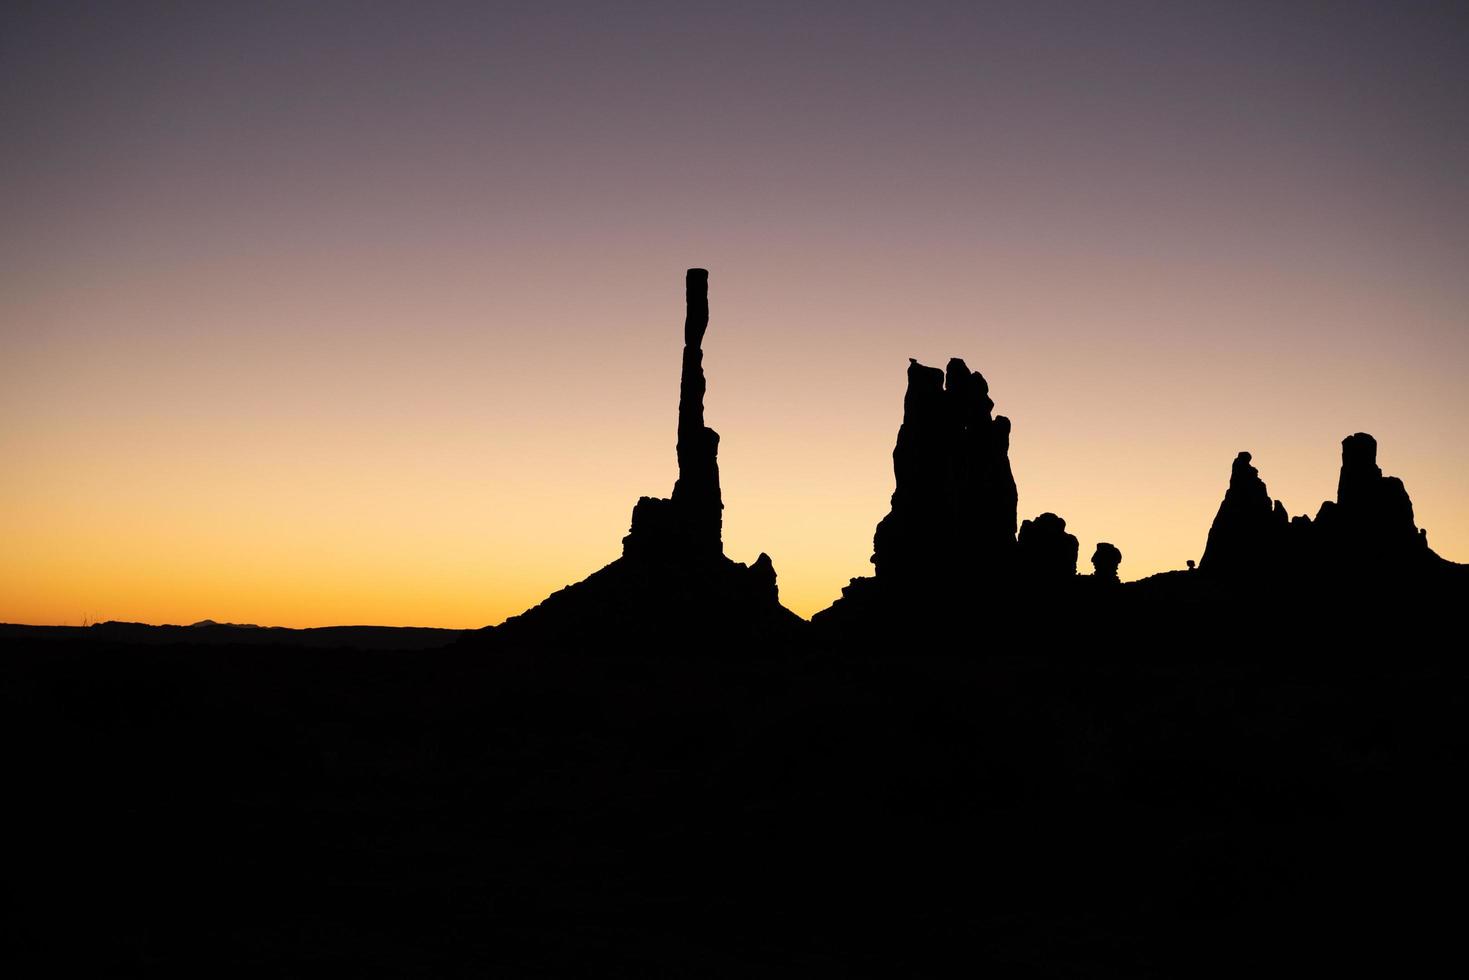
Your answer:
(4, 1), (1467, 627)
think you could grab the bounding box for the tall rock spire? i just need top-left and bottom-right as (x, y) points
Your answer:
(623, 268), (725, 560)
(670, 268), (723, 553)
(477, 267), (799, 650)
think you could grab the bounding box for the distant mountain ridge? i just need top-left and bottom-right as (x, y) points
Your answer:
(0, 621), (464, 650)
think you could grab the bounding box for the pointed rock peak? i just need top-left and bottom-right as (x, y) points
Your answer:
(750, 552), (779, 601)
(1230, 451), (1259, 485)
(904, 358), (946, 408)
(1201, 448), (1281, 575)
(946, 357), (995, 422)
(1228, 451), (1270, 499)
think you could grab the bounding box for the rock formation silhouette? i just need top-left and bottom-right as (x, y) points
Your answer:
(1017, 512), (1079, 583)
(871, 357), (1018, 585)
(1315, 432), (1428, 573)
(1200, 432), (1443, 584)
(464, 269), (801, 650)
(452, 269), (1463, 645)
(811, 353), (1153, 631)
(1199, 451), (1286, 577)
(1091, 542), (1122, 583)
(622, 269), (723, 561)
(819, 356), (1021, 625)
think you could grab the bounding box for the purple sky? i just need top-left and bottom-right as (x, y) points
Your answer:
(4, 1), (1467, 626)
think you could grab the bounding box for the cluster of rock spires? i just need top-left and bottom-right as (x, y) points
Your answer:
(1200, 433), (1440, 583)
(817, 354), (1125, 627)
(471, 267), (1460, 648)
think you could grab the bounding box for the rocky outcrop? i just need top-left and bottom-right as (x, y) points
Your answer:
(1313, 432), (1429, 573)
(869, 357), (1018, 587)
(1091, 543), (1122, 583)
(1199, 452), (1287, 576)
(1199, 434), (1440, 583)
(815, 355), (1025, 629)
(1017, 513), (1079, 583)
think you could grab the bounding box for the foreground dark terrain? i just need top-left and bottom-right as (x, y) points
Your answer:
(4, 593), (1467, 976)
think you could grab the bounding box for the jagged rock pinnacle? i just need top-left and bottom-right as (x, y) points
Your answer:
(1200, 451), (1283, 576)
(671, 268), (722, 552)
(623, 269), (724, 560)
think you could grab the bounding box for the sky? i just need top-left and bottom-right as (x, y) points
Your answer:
(3, 1), (1467, 627)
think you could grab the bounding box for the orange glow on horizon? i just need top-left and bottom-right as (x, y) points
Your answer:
(4, 5), (1466, 628)
(3, 254), (1465, 628)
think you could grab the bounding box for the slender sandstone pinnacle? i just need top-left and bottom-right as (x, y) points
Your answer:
(490, 268), (797, 643)
(672, 268), (723, 550)
(623, 269), (724, 560)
